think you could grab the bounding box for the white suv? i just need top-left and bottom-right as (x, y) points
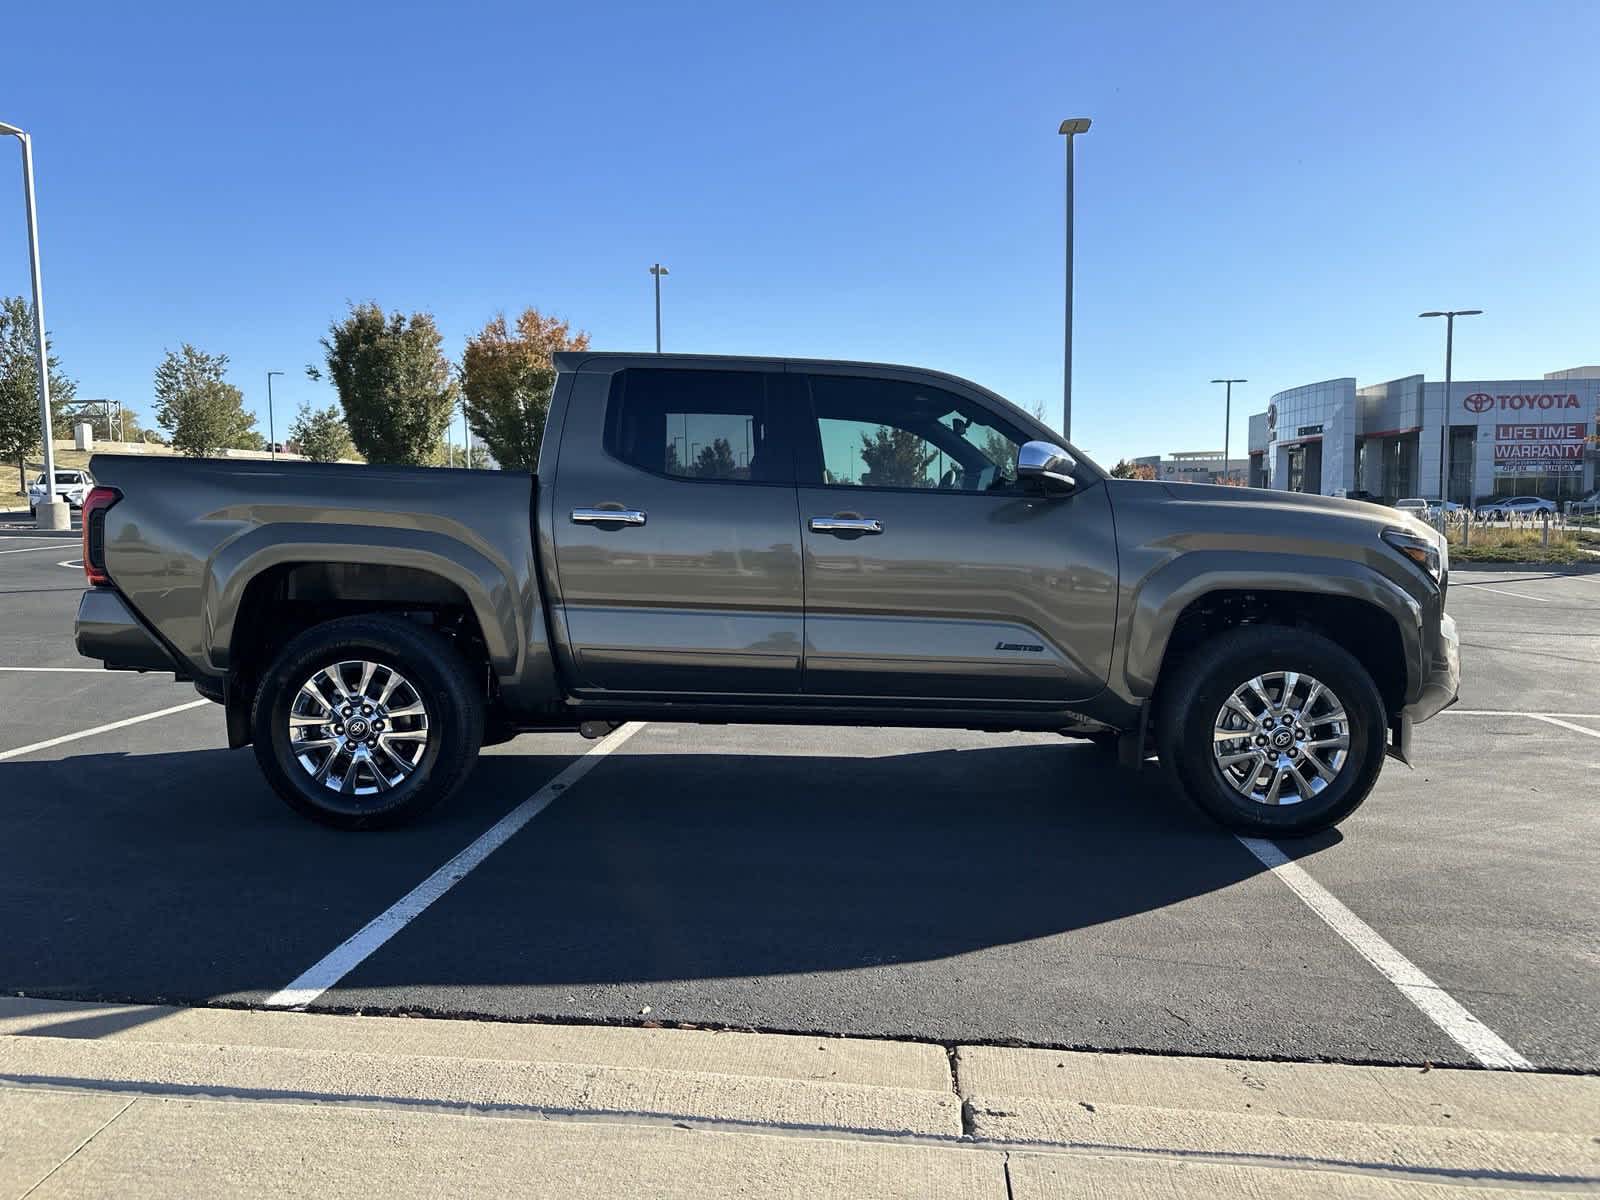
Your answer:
(27, 469), (94, 516)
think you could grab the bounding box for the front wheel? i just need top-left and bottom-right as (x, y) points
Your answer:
(1155, 626), (1387, 837)
(252, 615), (484, 829)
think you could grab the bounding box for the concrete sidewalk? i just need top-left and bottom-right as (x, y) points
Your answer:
(1, 998), (1595, 1198)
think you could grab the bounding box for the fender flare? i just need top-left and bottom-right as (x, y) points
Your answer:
(203, 522), (523, 677)
(1123, 550), (1424, 699)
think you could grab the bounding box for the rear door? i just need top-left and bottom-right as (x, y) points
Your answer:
(792, 367), (1118, 704)
(550, 364), (804, 697)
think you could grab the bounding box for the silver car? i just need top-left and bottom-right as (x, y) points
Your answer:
(1568, 490), (1600, 518)
(1477, 495), (1557, 520)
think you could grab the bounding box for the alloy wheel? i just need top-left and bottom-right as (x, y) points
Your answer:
(287, 660), (430, 796)
(1212, 670), (1350, 806)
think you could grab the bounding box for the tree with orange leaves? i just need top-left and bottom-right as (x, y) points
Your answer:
(461, 308), (590, 471)
(1109, 458), (1157, 480)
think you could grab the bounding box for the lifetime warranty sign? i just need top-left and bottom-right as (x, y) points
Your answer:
(1493, 421), (1587, 473)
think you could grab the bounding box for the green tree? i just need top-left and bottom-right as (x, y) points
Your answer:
(289, 403), (355, 463)
(431, 437), (492, 469)
(318, 302), (457, 466)
(981, 429), (1019, 480)
(0, 296), (75, 492)
(461, 308), (589, 472)
(153, 345), (256, 457)
(859, 426), (936, 488)
(693, 437), (738, 478)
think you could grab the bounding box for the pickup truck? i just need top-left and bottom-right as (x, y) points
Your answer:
(73, 353), (1459, 835)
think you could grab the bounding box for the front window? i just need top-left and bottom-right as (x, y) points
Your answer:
(801, 374), (1024, 493)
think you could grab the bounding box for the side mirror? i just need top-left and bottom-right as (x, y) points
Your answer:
(1017, 440), (1077, 491)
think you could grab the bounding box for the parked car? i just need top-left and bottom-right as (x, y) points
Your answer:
(1567, 490), (1600, 517)
(73, 353), (1459, 838)
(27, 468), (94, 516)
(1477, 496), (1557, 520)
(1395, 499), (1459, 518)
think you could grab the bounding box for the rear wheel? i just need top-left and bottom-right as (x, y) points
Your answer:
(252, 615), (484, 829)
(1155, 626), (1386, 836)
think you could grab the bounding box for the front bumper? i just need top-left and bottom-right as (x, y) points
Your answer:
(1389, 610), (1459, 764)
(75, 588), (181, 673)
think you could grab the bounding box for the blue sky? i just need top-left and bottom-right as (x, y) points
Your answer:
(2, 0), (1595, 464)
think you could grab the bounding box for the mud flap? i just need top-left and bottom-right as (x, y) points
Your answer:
(1385, 712), (1412, 767)
(224, 687), (253, 749)
(1117, 702), (1151, 770)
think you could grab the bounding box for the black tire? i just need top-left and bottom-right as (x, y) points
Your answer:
(252, 615), (484, 829)
(1154, 625), (1386, 837)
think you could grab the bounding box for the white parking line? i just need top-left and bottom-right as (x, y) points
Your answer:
(1444, 709), (1600, 719)
(0, 666), (118, 673)
(0, 544), (70, 556)
(1453, 582), (1549, 602)
(1236, 837), (1531, 1070)
(0, 699), (211, 763)
(263, 722), (645, 1009)
(1526, 714), (1600, 739)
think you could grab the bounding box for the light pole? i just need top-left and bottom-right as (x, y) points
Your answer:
(1211, 379), (1246, 483)
(462, 399), (471, 468)
(649, 263), (669, 353)
(266, 371), (283, 460)
(1419, 309), (1481, 512)
(0, 120), (66, 530)
(1058, 117), (1091, 442)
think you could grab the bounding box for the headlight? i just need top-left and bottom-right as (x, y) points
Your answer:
(1383, 527), (1443, 584)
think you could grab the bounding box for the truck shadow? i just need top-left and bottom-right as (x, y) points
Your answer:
(0, 738), (1340, 1005)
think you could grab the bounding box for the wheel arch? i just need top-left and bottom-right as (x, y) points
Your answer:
(1129, 553), (1423, 719)
(206, 524), (522, 680)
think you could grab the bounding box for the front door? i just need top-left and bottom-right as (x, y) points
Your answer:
(551, 364), (803, 697)
(792, 368), (1118, 704)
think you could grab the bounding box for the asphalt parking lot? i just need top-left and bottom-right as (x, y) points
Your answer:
(1, 517), (1596, 1075)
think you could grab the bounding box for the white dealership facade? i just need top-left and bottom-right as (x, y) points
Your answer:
(1246, 366), (1600, 504)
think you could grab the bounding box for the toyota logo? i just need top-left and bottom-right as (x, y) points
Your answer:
(1464, 392), (1494, 413)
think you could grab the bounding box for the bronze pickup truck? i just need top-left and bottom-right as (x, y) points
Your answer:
(74, 353), (1459, 833)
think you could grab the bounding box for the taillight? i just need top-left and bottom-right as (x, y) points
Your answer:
(82, 486), (120, 587)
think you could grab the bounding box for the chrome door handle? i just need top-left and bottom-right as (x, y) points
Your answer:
(571, 508), (647, 526)
(809, 516), (883, 534)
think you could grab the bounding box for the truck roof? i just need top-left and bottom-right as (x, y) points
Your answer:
(550, 350), (1035, 419)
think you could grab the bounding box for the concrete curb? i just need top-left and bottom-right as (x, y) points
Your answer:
(2, 998), (1597, 1198)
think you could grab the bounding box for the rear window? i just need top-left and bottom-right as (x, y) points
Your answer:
(603, 368), (791, 484)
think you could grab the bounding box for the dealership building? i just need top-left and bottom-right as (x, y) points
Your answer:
(1246, 366), (1600, 504)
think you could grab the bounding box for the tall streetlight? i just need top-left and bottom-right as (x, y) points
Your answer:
(1058, 117), (1091, 442)
(0, 120), (66, 530)
(1419, 309), (1481, 510)
(649, 263), (669, 353)
(266, 371), (284, 461)
(1211, 378), (1247, 482)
